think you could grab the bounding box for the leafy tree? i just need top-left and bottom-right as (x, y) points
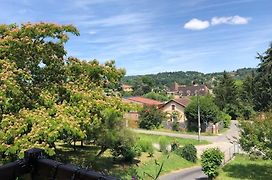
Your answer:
(0, 22), (133, 162)
(253, 44), (272, 111)
(139, 106), (165, 130)
(239, 111), (272, 159)
(213, 71), (240, 119)
(185, 96), (220, 125)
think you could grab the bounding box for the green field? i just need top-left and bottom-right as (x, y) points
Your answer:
(136, 133), (209, 146)
(217, 155), (272, 180)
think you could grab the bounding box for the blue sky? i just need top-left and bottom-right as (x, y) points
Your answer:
(1, 0), (272, 75)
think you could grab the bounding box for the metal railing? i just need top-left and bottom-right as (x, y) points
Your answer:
(222, 143), (242, 165)
(0, 148), (117, 180)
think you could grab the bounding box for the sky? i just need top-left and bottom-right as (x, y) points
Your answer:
(1, 0), (272, 75)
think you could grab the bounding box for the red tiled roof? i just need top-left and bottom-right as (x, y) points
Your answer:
(159, 97), (191, 109)
(173, 97), (191, 107)
(126, 96), (163, 106)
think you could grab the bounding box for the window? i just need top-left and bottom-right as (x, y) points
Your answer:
(171, 104), (176, 111)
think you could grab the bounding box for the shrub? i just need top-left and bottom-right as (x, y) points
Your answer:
(218, 112), (231, 128)
(172, 121), (179, 131)
(159, 136), (168, 153)
(175, 144), (197, 162)
(111, 129), (141, 162)
(201, 148), (224, 179)
(139, 106), (166, 130)
(171, 141), (179, 152)
(122, 146), (142, 162)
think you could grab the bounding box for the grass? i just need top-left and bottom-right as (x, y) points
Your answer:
(55, 136), (202, 179)
(155, 127), (229, 136)
(135, 153), (198, 179)
(136, 133), (209, 146)
(217, 155), (272, 180)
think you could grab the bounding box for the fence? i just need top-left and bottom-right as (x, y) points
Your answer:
(222, 143), (242, 165)
(0, 148), (117, 180)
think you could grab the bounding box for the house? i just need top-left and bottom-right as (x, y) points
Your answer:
(168, 82), (210, 97)
(121, 84), (133, 92)
(159, 97), (191, 122)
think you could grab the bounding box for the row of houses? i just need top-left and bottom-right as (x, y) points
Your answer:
(123, 96), (191, 128)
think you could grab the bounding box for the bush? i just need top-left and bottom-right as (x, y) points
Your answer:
(159, 136), (168, 153)
(139, 106), (165, 130)
(111, 129), (141, 162)
(172, 121), (179, 131)
(122, 146), (142, 162)
(218, 112), (231, 128)
(201, 148), (224, 179)
(175, 144), (197, 163)
(171, 141), (179, 152)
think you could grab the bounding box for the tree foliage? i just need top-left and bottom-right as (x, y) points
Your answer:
(0, 23), (132, 161)
(143, 91), (170, 102)
(139, 106), (165, 130)
(239, 112), (272, 159)
(185, 96), (220, 124)
(213, 71), (241, 119)
(253, 44), (272, 111)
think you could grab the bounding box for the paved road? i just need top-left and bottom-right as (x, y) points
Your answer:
(134, 121), (240, 180)
(159, 167), (207, 180)
(133, 120), (239, 144)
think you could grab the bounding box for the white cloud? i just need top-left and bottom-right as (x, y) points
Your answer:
(184, 18), (210, 30)
(211, 15), (250, 25)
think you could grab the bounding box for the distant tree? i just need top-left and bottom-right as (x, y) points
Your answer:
(253, 44), (272, 111)
(185, 96), (220, 125)
(139, 106), (166, 130)
(213, 71), (240, 119)
(143, 92), (170, 102)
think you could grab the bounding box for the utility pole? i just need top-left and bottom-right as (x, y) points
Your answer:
(197, 91), (201, 142)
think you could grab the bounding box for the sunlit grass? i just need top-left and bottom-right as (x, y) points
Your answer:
(136, 133), (209, 146)
(217, 155), (272, 180)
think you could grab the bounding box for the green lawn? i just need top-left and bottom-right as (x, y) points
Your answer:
(55, 134), (204, 179)
(155, 127), (229, 136)
(136, 153), (198, 179)
(136, 133), (209, 146)
(217, 155), (272, 180)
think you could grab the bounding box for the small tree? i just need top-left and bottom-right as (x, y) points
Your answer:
(139, 106), (165, 130)
(185, 96), (220, 129)
(201, 148), (224, 179)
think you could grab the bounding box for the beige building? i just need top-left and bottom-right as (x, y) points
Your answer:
(159, 97), (191, 122)
(121, 84), (133, 92)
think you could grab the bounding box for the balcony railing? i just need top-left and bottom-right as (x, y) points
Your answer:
(0, 148), (117, 180)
